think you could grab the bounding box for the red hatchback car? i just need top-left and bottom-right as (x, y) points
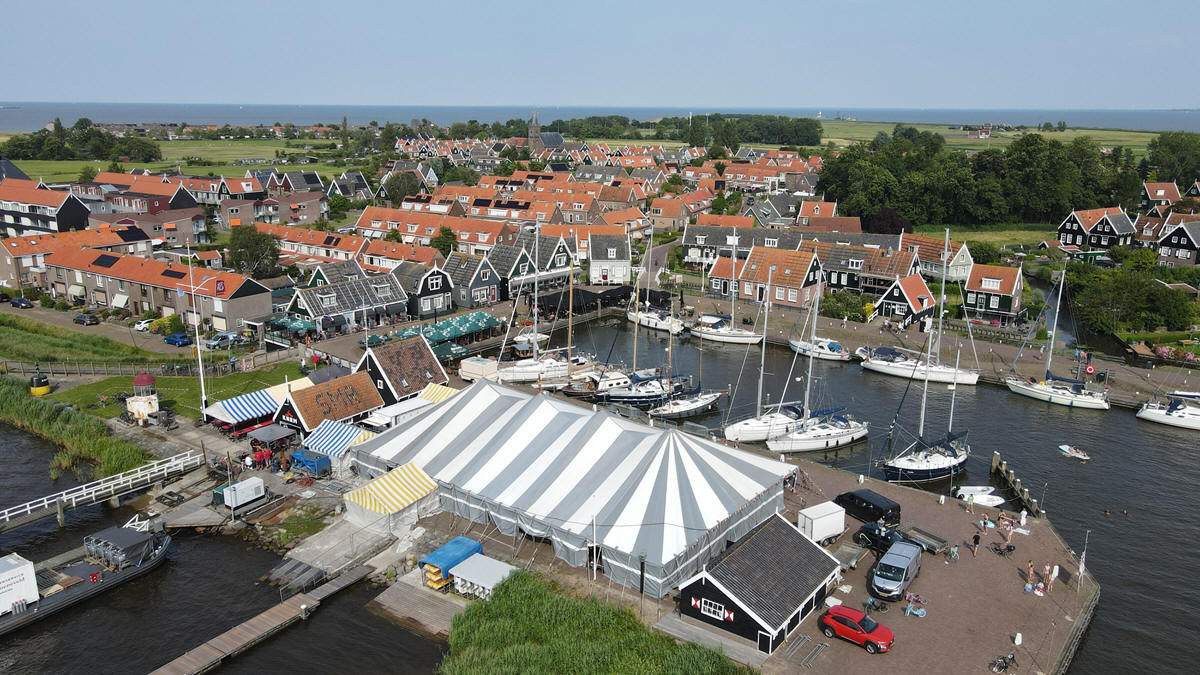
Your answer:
(819, 605), (895, 654)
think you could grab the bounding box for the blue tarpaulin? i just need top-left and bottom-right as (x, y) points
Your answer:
(290, 449), (332, 475)
(419, 536), (483, 579)
(214, 389), (278, 424)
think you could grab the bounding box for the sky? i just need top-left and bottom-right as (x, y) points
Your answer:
(5, 0), (1198, 110)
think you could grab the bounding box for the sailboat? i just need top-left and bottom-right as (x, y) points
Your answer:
(880, 338), (971, 483)
(724, 268), (804, 442)
(1137, 396), (1200, 429)
(1004, 270), (1109, 409)
(690, 244), (762, 344)
(648, 317), (724, 418)
(497, 226), (593, 385)
(857, 229), (979, 385)
(768, 285), (870, 452)
(788, 295), (852, 361)
(626, 225), (686, 335)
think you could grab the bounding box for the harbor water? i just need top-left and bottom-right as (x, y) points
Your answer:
(0, 313), (1194, 672)
(0, 428), (442, 674)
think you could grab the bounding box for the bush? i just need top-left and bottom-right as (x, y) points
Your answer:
(150, 314), (185, 335)
(819, 289), (868, 322)
(142, 309), (159, 320)
(39, 296), (55, 308)
(54, 300), (70, 311)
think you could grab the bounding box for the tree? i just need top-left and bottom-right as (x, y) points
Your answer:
(106, 159), (123, 172)
(226, 226), (280, 279)
(967, 240), (1003, 265)
(714, 161), (726, 176)
(328, 194), (351, 221)
(864, 206), (912, 235)
(712, 119), (739, 153)
(77, 165), (98, 183)
(1147, 131), (1200, 185)
(1124, 247), (1159, 272)
(383, 171), (421, 203)
(685, 116), (708, 147)
(430, 226), (458, 257)
(384, 228), (403, 242)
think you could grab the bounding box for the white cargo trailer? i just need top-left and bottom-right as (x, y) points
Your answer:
(223, 476), (266, 509)
(0, 553), (40, 616)
(796, 501), (846, 546)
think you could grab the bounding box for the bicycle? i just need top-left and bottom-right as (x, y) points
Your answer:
(863, 597), (890, 614)
(945, 544), (960, 563)
(988, 651), (1018, 672)
(991, 542), (1015, 559)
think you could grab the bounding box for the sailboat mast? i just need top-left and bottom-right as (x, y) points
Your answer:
(730, 243), (738, 324)
(567, 260), (574, 366)
(533, 221), (540, 360)
(1046, 271), (1063, 377)
(919, 330), (931, 438)
(949, 344), (961, 432)
(936, 228), (949, 365)
(803, 275), (819, 416)
(633, 226), (651, 371)
(756, 267), (773, 418)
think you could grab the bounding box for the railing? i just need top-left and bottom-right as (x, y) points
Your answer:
(0, 347), (299, 379)
(0, 450), (205, 526)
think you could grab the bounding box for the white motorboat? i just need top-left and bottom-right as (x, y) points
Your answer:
(648, 391), (724, 419)
(627, 306), (685, 335)
(512, 330), (550, 346)
(1005, 270), (1109, 410)
(1136, 398), (1200, 430)
(790, 336), (853, 361)
(497, 353), (592, 384)
(562, 369), (632, 398)
(857, 346), (981, 384)
(950, 485), (995, 497)
(766, 412), (870, 452)
(691, 314), (761, 344)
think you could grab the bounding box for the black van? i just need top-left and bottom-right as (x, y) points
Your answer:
(834, 489), (901, 526)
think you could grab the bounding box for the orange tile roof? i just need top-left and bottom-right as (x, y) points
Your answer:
(696, 214), (753, 228)
(1071, 207), (1126, 231)
(901, 232), (965, 263)
(43, 248), (255, 298)
(601, 207), (648, 227)
(225, 176), (262, 194)
(288, 370), (383, 431)
(126, 175), (183, 197)
(92, 171), (137, 187)
(896, 273), (935, 312)
(707, 256), (745, 280)
(1145, 182), (1181, 203)
(254, 222), (366, 253)
(740, 246), (817, 288)
(0, 181), (71, 208)
(650, 197), (687, 218)
(965, 264), (1021, 295)
(799, 201), (837, 217)
(1, 226), (147, 257)
(363, 240), (440, 265)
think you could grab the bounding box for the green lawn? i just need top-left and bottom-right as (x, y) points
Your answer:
(49, 362), (305, 419)
(0, 313), (190, 363)
(915, 222), (1058, 247)
(820, 120), (1158, 155)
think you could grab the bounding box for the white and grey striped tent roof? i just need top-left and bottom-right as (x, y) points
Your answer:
(360, 380), (794, 568)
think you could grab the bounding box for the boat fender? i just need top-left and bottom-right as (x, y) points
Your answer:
(938, 495), (945, 505)
(857, 474), (865, 484)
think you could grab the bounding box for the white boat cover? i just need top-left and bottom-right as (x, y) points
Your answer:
(354, 379), (794, 597)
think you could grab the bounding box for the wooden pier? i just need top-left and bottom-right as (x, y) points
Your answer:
(151, 567), (372, 674)
(990, 450), (1045, 517)
(367, 569), (468, 640)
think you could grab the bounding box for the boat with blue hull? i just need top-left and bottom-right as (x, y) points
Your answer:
(882, 430), (970, 482)
(0, 519), (171, 639)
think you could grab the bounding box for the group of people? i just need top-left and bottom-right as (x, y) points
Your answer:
(1027, 560), (1059, 594)
(968, 510), (1022, 557)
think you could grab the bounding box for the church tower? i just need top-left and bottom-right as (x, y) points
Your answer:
(528, 110), (544, 153)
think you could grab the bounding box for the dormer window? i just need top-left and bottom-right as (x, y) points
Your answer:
(607, 248), (617, 258)
(981, 278), (1001, 291)
(427, 276), (441, 291)
(318, 292), (337, 308)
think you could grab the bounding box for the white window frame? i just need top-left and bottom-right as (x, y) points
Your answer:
(428, 276), (442, 291)
(700, 598), (725, 621)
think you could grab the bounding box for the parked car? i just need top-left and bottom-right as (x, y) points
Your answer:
(164, 332), (193, 346)
(73, 313), (100, 326)
(134, 318), (155, 332)
(819, 605), (894, 654)
(203, 330), (247, 349)
(10, 297), (33, 309)
(0, 293), (10, 302)
(854, 523), (920, 555)
(869, 542), (923, 600)
(834, 489), (901, 526)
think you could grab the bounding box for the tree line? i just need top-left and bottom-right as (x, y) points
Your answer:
(1, 118), (162, 163)
(818, 125), (1144, 226)
(651, 114), (823, 149)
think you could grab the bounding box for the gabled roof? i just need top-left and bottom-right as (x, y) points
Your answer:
(799, 201), (837, 217)
(356, 336), (448, 401)
(741, 247), (818, 288)
(254, 222), (365, 254)
(390, 260), (445, 293)
(801, 216), (862, 233)
(90, 207), (204, 226)
(1, 225), (149, 258)
(441, 251), (490, 286)
(288, 370), (383, 431)
(0, 180), (71, 208)
(43, 248), (262, 299)
(515, 231), (571, 269)
(900, 232), (966, 264)
(292, 274), (407, 316)
(965, 264), (1022, 295)
(589, 234), (629, 262)
(707, 256), (746, 280)
(894, 273), (935, 312)
(696, 213), (753, 228)
(696, 513), (838, 633)
(363, 240), (441, 266)
(600, 207), (648, 228)
(310, 260), (367, 285)
(1067, 207), (1129, 234)
(650, 197), (687, 218)
(861, 247), (918, 279)
(484, 243), (532, 278)
(1144, 182), (1181, 203)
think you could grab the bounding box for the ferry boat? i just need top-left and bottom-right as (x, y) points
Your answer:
(0, 518), (171, 638)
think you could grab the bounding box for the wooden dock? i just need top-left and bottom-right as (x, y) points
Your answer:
(151, 593), (319, 675)
(367, 569), (468, 640)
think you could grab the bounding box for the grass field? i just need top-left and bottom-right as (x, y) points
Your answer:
(915, 222), (1058, 247)
(49, 362), (305, 419)
(0, 313), (191, 363)
(819, 119), (1158, 155)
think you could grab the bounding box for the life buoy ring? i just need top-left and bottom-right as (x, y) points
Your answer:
(1085, 365), (1096, 375)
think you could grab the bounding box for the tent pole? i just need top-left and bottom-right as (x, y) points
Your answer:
(592, 516), (598, 581)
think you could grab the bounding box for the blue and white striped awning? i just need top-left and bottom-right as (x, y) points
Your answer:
(209, 389), (280, 424)
(302, 419), (362, 458)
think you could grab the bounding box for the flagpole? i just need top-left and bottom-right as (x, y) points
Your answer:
(1078, 529), (1089, 592)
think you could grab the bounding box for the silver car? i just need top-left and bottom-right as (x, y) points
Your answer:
(869, 541), (922, 600)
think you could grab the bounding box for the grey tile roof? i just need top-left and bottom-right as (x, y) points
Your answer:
(799, 232), (903, 249)
(442, 251), (486, 286)
(574, 165), (625, 182)
(389, 260), (429, 293)
(312, 260), (366, 286)
(516, 231), (569, 269)
(539, 132), (565, 147)
(485, 243), (526, 276)
(705, 514), (838, 631)
(681, 225), (805, 251)
(589, 234), (629, 262)
(293, 274), (407, 317)
(1106, 210), (1135, 235)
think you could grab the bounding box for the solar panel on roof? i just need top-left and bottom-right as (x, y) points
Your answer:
(92, 254), (120, 268)
(323, 235), (340, 246)
(162, 269), (186, 279)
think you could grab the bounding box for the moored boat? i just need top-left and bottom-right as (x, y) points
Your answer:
(0, 518), (171, 639)
(647, 391), (725, 419)
(690, 314), (761, 344)
(789, 336), (853, 362)
(627, 305), (685, 335)
(857, 346), (980, 384)
(1136, 397), (1200, 430)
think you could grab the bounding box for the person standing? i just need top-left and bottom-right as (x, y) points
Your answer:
(971, 532), (981, 558)
(1027, 560), (1035, 583)
(966, 493), (975, 514)
(1043, 563), (1052, 585)
(1049, 565), (1059, 591)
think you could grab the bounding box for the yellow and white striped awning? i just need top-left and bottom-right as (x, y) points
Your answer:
(345, 463), (436, 515)
(417, 383), (459, 404)
(350, 428), (378, 446)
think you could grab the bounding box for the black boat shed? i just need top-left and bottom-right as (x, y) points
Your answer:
(677, 513), (840, 654)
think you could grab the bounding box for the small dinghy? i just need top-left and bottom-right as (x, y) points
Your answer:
(1058, 444), (1091, 461)
(950, 485), (1004, 507)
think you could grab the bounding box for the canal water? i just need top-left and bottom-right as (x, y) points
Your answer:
(569, 316), (1196, 675)
(1, 311), (1192, 673)
(0, 428), (442, 674)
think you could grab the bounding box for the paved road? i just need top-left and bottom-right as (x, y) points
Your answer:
(0, 302), (188, 355)
(645, 241), (674, 290)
